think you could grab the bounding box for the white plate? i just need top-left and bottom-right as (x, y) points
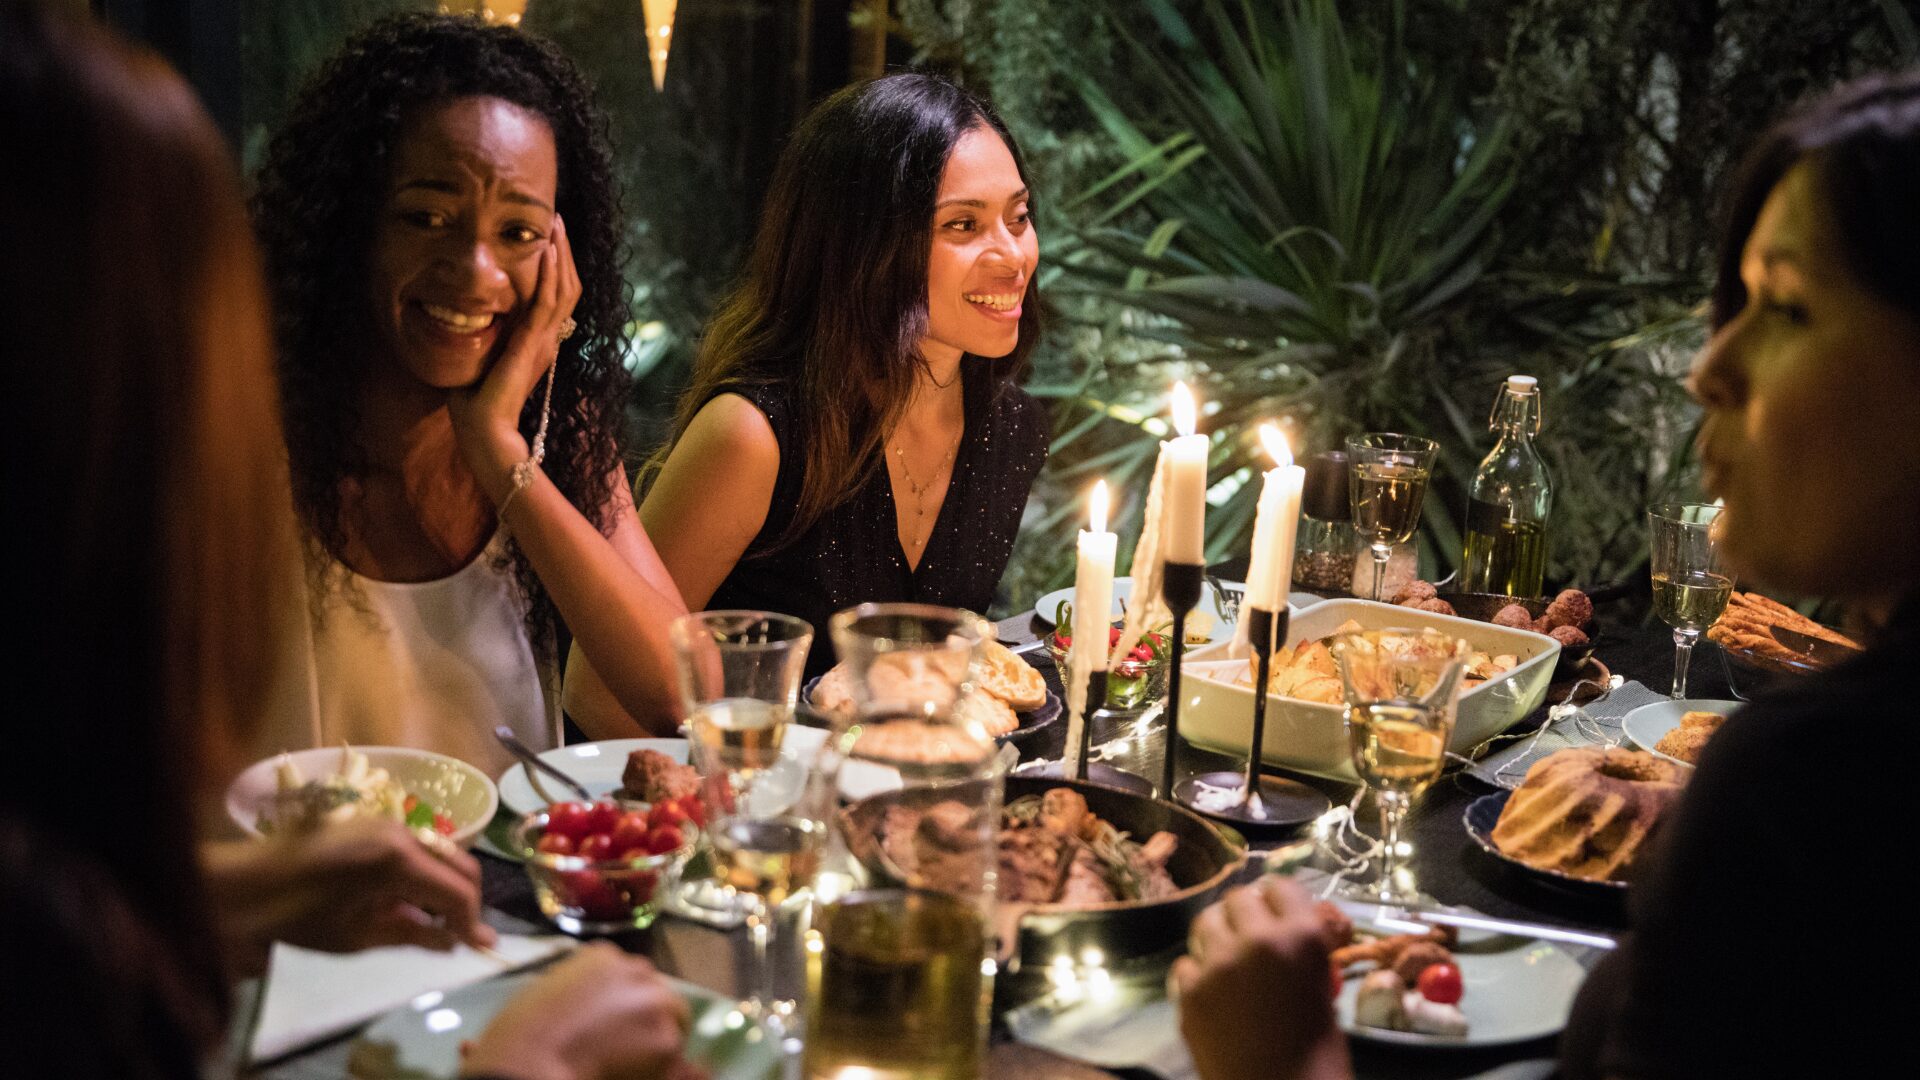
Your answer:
(1621, 698), (1741, 768)
(1034, 578), (1311, 645)
(349, 970), (780, 1079)
(495, 729), (831, 817)
(228, 746), (498, 848)
(1337, 938), (1587, 1047)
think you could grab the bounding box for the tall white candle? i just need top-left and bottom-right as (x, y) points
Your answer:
(1243, 425), (1305, 618)
(1073, 481), (1117, 672)
(1162, 382), (1209, 565)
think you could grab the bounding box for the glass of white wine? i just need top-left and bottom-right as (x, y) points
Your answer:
(1347, 433), (1441, 602)
(668, 610), (819, 1033)
(1333, 627), (1470, 906)
(1648, 503), (1733, 699)
(807, 603), (1001, 1080)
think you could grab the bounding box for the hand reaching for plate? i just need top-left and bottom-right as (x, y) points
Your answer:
(1172, 877), (1352, 1080)
(460, 943), (705, 1080)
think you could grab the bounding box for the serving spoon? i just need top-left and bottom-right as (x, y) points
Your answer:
(493, 725), (595, 804)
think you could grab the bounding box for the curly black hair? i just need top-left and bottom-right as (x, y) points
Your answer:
(251, 12), (631, 650)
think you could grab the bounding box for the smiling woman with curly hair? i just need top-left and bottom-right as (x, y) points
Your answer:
(250, 13), (686, 767)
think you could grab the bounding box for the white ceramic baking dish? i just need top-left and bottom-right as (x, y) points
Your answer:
(1178, 598), (1560, 782)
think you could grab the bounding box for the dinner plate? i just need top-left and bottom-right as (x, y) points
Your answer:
(1033, 578), (1307, 645)
(495, 730), (830, 818)
(1335, 933), (1587, 1047)
(1621, 698), (1741, 768)
(801, 675), (1062, 743)
(347, 971), (780, 1079)
(1463, 790), (1628, 898)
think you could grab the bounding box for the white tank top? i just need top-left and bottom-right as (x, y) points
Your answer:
(262, 535), (561, 778)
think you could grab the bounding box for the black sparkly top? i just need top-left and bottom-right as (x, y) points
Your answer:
(705, 371), (1049, 678)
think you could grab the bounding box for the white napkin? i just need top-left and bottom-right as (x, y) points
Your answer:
(248, 933), (575, 1063)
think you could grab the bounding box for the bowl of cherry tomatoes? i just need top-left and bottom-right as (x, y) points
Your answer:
(1044, 602), (1173, 716)
(513, 794), (702, 934)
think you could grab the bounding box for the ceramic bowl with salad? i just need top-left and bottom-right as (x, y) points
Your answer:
(225, 745), (498, 848)
(1043, 599), (1173, 715)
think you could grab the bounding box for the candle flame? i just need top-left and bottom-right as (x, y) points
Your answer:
(1259, 423), (1292, 469)
(1090, 480), (1109, 534)
(1170, 382), (1197, 437)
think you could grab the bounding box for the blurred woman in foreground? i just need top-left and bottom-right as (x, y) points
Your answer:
(0, 5), (692, 1076)
(1173, 70), (1920, 1079)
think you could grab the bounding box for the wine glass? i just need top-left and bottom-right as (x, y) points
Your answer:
(668, 610), (819, 1032)
(1332, 627), (1469, 906)
(1346, 433), (1440, 601)
(1648, 503), (1733, 699)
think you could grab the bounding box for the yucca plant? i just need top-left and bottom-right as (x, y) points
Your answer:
(1037, 0), (1520, 571)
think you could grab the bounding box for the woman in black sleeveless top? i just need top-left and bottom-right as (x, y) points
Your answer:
(568, 73), (1049, 718)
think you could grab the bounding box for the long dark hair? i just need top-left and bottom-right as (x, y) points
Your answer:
(2, 0), (294, 1066)
(650, 72), (1042, 545)
(251, 13), (630, 647)
(1712, 69), (1920, 330)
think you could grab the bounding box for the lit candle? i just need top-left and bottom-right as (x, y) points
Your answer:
(1243, 425), (1305, 617)
(1162, 382), (1209, 565)
(1073, 481), (1118, 673)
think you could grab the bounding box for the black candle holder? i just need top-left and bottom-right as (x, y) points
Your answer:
(1172, 604), (1330, 830)
(1016, 667), (1153, 795)
(1160, 560), (1204, 798)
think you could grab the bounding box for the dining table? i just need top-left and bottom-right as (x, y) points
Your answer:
(259, 582), (1738, 1080)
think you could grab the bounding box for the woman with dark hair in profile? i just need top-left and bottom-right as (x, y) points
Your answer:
(250, 13), (688, 767)
(1168, 70), (1920, 1080)
(576, 72), (1047, 713)
(0, 5), (696, 1077)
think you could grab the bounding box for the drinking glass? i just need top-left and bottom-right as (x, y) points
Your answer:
(1332, 627), (1469, 906)
(1648, 503), (1733, 698)
(668, 610), (819, 1029)
(1346, 433), (1440, 601)
(805, 603), (1001, 1080)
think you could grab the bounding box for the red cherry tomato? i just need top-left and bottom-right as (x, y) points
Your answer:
(577, 833), (617, 861)
(432, 813), (454, 836)
(647, 800), (691, 831)
(645, 825), (685, 856)
(676, 796), (707, 827)
(610, 813), (652, 856)
(584, 801), (622, 835)
(545, 802), (592, 840)
(1416, 963), (1463, 1005)
(535, 832), (576, 856)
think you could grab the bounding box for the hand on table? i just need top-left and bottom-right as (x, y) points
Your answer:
(449, 213), (582, 501)
(202, 817), (494, 976)
(460, 943), (704, 1080)
(1172, 876), (1351, 1080)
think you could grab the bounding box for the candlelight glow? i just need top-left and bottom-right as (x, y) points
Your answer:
(1259, 423), (1293, 469)
(1171, 381), (1197, 437)
(1089, 480), (1110, 533)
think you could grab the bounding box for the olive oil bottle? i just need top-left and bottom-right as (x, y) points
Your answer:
(1461, 376), (1551, 596)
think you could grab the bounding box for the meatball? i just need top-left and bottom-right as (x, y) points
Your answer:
(1391, 580), (1439, 605)
(1549, 624), (1591, 648)
(1541, 589), (1594, 630)
(1491, 603), (1535, 629)
(1411, 597), (1457, 617)
(1391, 940), (1455, 985)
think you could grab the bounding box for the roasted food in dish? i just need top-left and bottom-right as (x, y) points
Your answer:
(1490, 747), (1685, 881)
(1708, 590), (1861, 673)
(1235, 621), (1516, 705)
(810, 637), (1045, 732)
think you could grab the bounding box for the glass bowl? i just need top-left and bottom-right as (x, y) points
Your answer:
(513, 809), (694, 934)
(1044, 626), (1172, 716)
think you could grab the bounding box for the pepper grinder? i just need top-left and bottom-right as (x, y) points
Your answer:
(1292, 451), (1358, 595)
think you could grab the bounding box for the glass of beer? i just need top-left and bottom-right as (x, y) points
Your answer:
(1346, 433), (1440, 601)
(805, 603), (1001, 1080)
(1333, 627), (1469, 906)
(1648, 503), (1733, 699)
(669, 610), (819, 1030)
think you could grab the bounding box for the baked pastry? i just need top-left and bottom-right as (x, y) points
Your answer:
(1708, 590), (1861, 673)
(952, 690), (1019, 738)
(974, 638), (1047, 710)
(811, 663), (858, 720)
(1653, 710), (1726, 765)
(847, 719), (993, 765)
(1491, 747), (1685, 881)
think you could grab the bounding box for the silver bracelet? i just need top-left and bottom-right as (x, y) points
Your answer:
(497, 367), (556, 525)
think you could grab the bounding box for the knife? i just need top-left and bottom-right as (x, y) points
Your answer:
(1766, 624), (1861, 669)
(1328, 896), (1618, 951)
